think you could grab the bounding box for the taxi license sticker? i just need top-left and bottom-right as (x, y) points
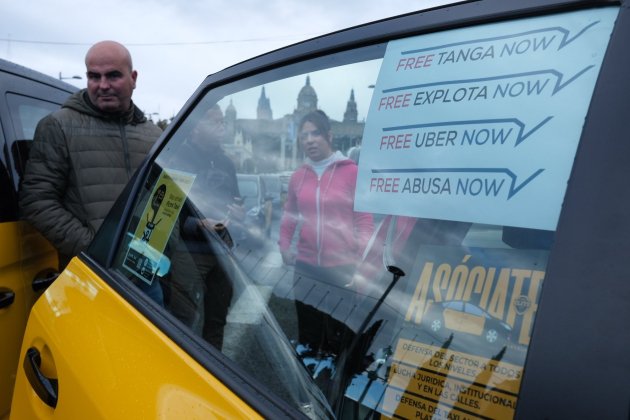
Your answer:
(123, 168), (196, 285)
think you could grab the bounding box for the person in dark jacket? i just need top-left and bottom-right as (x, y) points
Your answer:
(19, 40), (162, 270)
(167, 104), (244, 347)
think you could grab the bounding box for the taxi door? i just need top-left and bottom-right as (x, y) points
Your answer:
(0, 216), (57, 420)
(9, 258), (263, 419)
(0, 65), (75, 419)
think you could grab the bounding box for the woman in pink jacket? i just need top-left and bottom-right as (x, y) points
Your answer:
(278, 110), (373, 358)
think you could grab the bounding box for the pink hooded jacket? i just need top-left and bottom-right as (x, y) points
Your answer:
(279, 154), (374, 267)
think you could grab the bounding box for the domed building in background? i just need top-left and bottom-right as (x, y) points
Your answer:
(222, 76), (365, 173)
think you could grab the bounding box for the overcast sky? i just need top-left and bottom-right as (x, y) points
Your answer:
(1, 0), (452, 121)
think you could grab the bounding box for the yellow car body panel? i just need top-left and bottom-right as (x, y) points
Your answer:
(10, 257), (262, 420)
(0, 222), (56, 418)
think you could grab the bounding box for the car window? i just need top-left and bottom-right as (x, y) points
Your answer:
(6, 93), (59, 139)
(5, 93), (63, 189)
(1, 93), (64, 220)
(101, 6), (618, 419)
(0, 124), (15, 221)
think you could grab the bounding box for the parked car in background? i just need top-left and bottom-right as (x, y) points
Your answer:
(0, 58), (78, 418)
(9, 0), (630, 418)
(260, 173), (283, 218)
(237, 173), (273, 239)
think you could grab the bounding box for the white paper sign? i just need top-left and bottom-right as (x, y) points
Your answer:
(355, 7), (618, 230)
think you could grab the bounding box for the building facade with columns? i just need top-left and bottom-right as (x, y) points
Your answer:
(221, 76), (365, 173)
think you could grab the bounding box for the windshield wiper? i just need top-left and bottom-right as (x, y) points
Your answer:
(331, 264), (406, 417)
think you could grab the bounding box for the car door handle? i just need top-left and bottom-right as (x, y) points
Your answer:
(32, 270), (59, 292)
(24, 347), (58, 408)
(0, 287), (15, 308)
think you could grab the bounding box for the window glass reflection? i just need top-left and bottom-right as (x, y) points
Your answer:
(113, 50), (559, 419)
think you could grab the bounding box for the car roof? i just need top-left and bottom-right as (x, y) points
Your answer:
(201, 0), (617, 84)
(0, 57), (79, 94)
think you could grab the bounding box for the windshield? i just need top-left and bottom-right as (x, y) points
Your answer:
(109, 6), (618, 419)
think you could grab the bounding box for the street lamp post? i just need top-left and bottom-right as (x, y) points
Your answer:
(58, 72), (82, 81)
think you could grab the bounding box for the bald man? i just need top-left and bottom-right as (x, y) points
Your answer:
(19, 40), (162, 269)
(85, 40), (138, 114)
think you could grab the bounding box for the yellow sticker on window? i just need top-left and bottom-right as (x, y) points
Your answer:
(123, 168), (196, 285)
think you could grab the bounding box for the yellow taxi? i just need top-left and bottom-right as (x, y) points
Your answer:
(0, 59), (77, 419)
(10, 0), (630, 418)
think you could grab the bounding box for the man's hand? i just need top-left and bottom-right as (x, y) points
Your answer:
(199, 217), (222, 231)
(225, 201), (245, 223)
(198, 218), (234, 248)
